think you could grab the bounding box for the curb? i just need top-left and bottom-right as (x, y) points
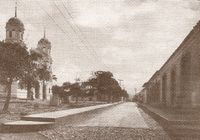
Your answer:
(138, 103), (169, 124)
(2, 102), (122, 133)
(138, 103), (200, 139)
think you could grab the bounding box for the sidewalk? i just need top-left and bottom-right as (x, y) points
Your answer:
(21, 103), (119, 122)
(139, 103), (200, 138)
(139, 103), (200, 123)
(2, 102), (120, 133)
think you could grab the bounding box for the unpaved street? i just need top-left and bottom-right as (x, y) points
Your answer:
(40, 102), (171, 140)
(0, 102), (171, 140)
(74, 102), (148, 128)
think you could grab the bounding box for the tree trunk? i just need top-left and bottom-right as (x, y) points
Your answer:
(76, 96), (78, 103)
(2, 78), (13, 113)
(35, 82), (40, 99)
(42, 81), (47, 100)
(64, 95), (69, 104)
(27, 81), (33, 100)
(75, 93), (78, 103)
(108, 95), (112, 103)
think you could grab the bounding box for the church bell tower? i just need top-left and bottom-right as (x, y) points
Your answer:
(5, 1), (25, 43)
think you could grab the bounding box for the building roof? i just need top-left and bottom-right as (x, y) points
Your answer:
(6, 17), (24, 31)
(143, 20), (200, 88)
(158, 21), (200, 75)
(38, 38), (51, 45)
(142, 70), (159, 87)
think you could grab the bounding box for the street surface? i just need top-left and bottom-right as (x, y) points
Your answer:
(75, 102), (148, 128)
(0, 102), (171, 140)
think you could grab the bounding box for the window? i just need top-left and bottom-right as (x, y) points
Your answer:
(12, 30), (15, 38)
(43, 47), (46, 52)
(9, 31), (12, 38)
(15, 32), (18, 38)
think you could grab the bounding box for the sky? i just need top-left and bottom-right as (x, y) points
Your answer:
(0, 0), (200, 95)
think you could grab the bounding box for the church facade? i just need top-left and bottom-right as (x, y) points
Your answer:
(0, 6), (53, 100)
(31, 31), (53, 100)
(139, 20), (200, 108)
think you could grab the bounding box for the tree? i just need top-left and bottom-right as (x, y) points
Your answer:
(120, 89), (129, 101)
(86, 71), (124, 102)
(19, 50), (42, 100)
(52, 81), (84, 104)
(0, 42), (29, 112)
(81, 81), (94, 96)
(52, 85), (64, 97)
(70, 82), (82, 103)
(61, 82), (71, 103)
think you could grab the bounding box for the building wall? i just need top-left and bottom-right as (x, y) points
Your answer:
(142, 22), (200, 108)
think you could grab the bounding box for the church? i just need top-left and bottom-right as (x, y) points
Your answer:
(0, 4), (53, 100)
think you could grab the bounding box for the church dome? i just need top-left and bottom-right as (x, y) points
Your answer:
(38, 38), (51, 45)
(6, 17), (24, 31)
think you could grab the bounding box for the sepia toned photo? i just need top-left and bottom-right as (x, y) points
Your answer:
(0, 0), (199, 139)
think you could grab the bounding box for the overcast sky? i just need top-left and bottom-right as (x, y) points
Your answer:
(0, 0), (200, 95)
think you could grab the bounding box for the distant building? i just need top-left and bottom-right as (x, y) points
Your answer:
(140, 20), (200, 108)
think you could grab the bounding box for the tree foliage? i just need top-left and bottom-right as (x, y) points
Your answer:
(86, 71), (128, 102)
(0, 42), (30, 112)
(53, 71), (129, 104)
(52, 82), (83, 103)
(0, 42), (29, 81)
(18, 50), (42, 99)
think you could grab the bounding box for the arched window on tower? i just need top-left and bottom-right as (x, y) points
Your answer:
(9, 31), (12, 38)
(43, 47), (46, 52)
(12, 30), (15, 38)
(19, 33), (21, 40)
(15, 32), (18, 38)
